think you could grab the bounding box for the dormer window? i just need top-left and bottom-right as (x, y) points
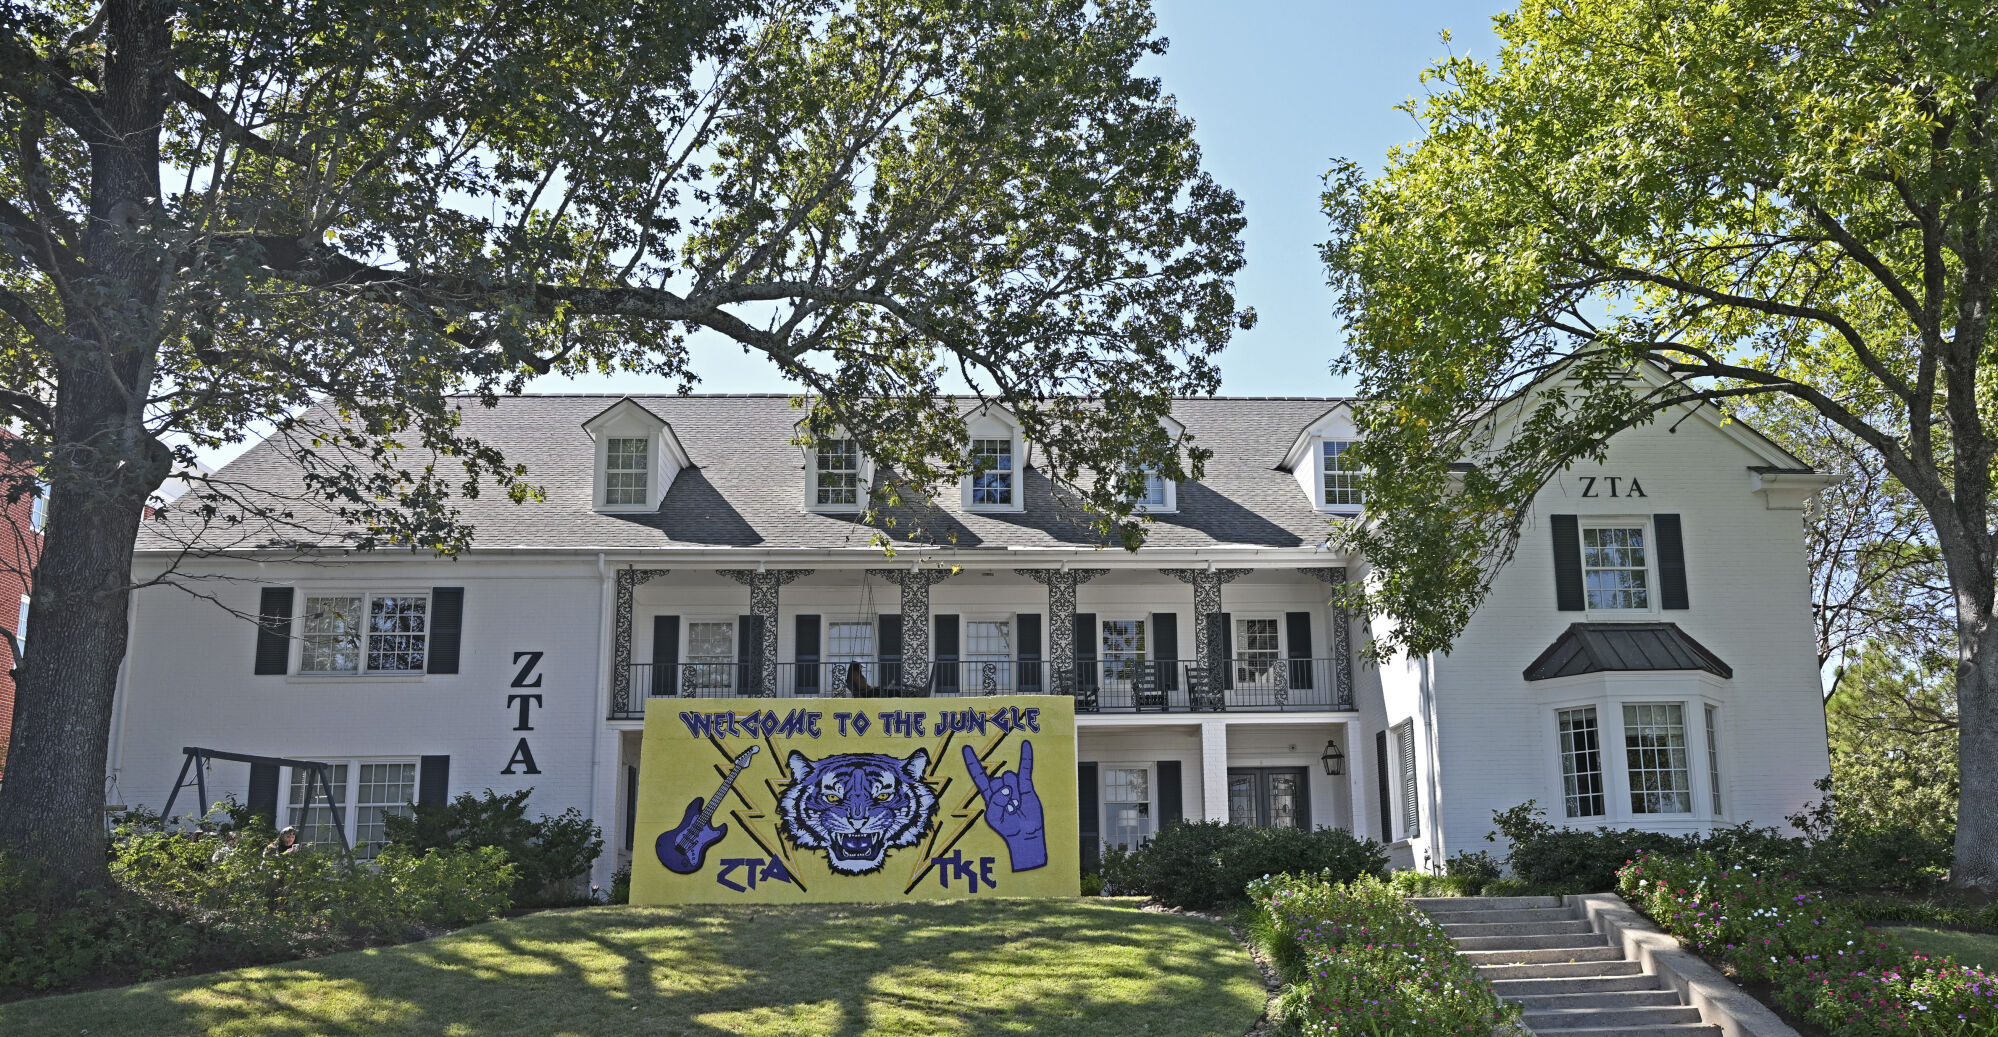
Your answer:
(1322, 440), (1362, 510)
(816, 439), (860, 508)
(1141, 473), (1169, 508)
(605, 438), (650, 506)
(970, 438), (1014, 507)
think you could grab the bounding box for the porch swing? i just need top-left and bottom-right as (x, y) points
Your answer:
(827, 570), (930, 698)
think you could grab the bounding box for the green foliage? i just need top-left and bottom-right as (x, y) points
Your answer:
(1098, 822), (1389, 912)
(383, 788), (602, 906)
(1386, 869), (1483, 898)
(608, 865), (632, 906)
(1079, 871), (1105, 897)
(1246, 872), (1520, 1035)
(1819, 647), (1959, 852)
(2, 804), (513, 1001)
(1487, 801), (1803, 893)
(1619, 852), (1998, 1032)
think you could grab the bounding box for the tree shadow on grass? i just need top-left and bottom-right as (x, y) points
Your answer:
(0, 901), (1262, 1037)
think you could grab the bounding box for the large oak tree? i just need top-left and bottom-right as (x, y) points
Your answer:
(1323, 0), (1998, 888)
(0, 0), (1251, 887)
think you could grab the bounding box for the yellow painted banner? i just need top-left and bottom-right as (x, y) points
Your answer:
(630, 696), (1078, 904)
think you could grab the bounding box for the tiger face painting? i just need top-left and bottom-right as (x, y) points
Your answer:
(778, 749), (938, 875)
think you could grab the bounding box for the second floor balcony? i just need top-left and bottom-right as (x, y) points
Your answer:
(609, 656), (1352, 720)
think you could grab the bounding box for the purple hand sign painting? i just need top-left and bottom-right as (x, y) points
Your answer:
(962, 740), (1047, 871)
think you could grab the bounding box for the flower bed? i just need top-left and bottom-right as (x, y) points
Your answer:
(1618, 851), (1998, 1034)
(1246, 871), (1519, 1035)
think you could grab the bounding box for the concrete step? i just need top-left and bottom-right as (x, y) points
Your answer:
(1509, 988), (1685, 1012)
(1409, 895), (1564, 911)
(1440, 918), (1597, 938)
(1426, 906), (1578, 925)
(1459, 944), (1627, 966)
(1524, 1004), (1706, 1028)
(1522, 1028), (1720, 1037)
(1476, 959), (1645, 981)
(1451, 932), (1610, 951)
(1488, 973), (1663, 996)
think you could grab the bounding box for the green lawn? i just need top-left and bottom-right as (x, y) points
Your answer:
(0, 898), (1263, 1037)
(1883, 925), (1998, 969)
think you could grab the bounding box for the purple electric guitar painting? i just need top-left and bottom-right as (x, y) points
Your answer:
(657, 746), (759, 874)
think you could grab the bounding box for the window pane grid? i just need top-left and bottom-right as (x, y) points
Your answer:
(817, 440), (860, 506)
(1235, 617), (1281, 685)
(1624, 703), (1691, 814)
(1104, 767), (1152, 849)
(966, 621), (1012, 691)
(606, 437), (649, 505)
(1583, 526), (1650, 609)
(970, 439), (1013, 505)
(1322, 440), (1362, 508)
(287, 764), (348, 848)
(301, 595), (363, 673)
(355, 762), (416, 859)
(687, 621), (736, 694)
(1141, 473), (1168, 508)
(1706, 705), (1723, 817)
(1100, 619), (1146, 686)
(366, 595), (427, 672)
(1557, 707), (1606, 818)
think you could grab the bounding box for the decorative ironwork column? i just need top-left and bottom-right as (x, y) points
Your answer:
(1302, 566), (1353, 709)
(1017, 567), (1108, 688)
(720, 569), (813, 697)
(611, 568), (671, 715)
(1160, 568), (1251, 676)
(868, 567), (959, 680)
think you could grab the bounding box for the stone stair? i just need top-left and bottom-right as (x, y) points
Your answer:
(1412, 896), (1719, 1036)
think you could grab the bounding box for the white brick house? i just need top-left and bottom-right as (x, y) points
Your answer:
(109, 394), (1832, 884)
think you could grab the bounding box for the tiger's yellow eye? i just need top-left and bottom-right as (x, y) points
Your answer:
(823, 793), (843, 804)
(874, 791), (893, 802)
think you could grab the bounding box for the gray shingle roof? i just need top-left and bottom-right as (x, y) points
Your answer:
(1522, 622), (1734, 681)
(140, 395), (1353, 553)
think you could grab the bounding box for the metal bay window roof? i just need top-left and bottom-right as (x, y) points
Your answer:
(1523, 622), (1734, 681)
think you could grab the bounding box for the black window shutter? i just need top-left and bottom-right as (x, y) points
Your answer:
(254, 587), (293, 675)
(1655, 513), (1689, 610)
(1016, 614), (1043, 692)
(1157, 760), (1183, 826)
(1375, 730), (1391, 843)
(1150, 613), (1179, 691)
(246, 762), (280, 825)
(651, 615), (679, 697)
(935, 614), (959, 693)
(624, 765), (638, 852)
(1214, 612), (1234, 690)
(418, 755), (451, 808)
(795, 615), (821, 694)
(1078, 762), (1100, 873)
(738, 614), (763, 691)
(878, 614), (903, 686)
(1552, 514), (1585, 611)
(1074, 612), (1098, 692)
(427, 587), (464, 674)
(1286, 611), (1314, 690)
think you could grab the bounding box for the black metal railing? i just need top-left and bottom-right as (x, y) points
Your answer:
(610, 657), (1351, 719)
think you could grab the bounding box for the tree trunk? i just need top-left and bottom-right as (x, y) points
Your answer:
(1956, 614), (1998, 893)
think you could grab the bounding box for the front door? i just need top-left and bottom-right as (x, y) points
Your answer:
(1227, 767), (1309, 829)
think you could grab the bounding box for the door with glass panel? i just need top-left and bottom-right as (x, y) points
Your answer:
(685, 620), (737, 696)
(1102, 766), (1153, 850)
(1230, 617), (1284, 703)
(1099, 619), (1147, 707)
(1226, 767), (1309, 829)
(965, 619), (1014, 693)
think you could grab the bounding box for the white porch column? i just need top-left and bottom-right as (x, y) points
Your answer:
(1200, 718), (1229, 821)
(1345, 718), (1368, 837)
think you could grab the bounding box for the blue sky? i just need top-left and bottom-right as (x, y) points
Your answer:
(530, 0), (1510, 400)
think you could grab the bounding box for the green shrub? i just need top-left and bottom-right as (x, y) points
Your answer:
(1488, 800), (1807, 893)
(608, 865), (632, 905)
(1387, 869), (1482, 898)
(384, 787), (603, 906)
(1078, 871), (1105, 897)
(1098, 821), (1388, 911)
(1247, 872), (1519, 1035)
(1619, 852), (1998, 1033)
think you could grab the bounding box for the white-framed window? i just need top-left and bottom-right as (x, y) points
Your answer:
(297, 593), (428, 675)
(1100, 618), (1146, 687)
(815, 439), (861, 509)
(1322, 440), (1362, 510)
(605, 436), (650, 507)
(13, 592), (29, 658)
(1103, 766), (1153, 849)
(685, 620), (737, 694)
(1139, 471), (1172, 510)
(1233, 616), (1282, 687)
(1556, 706), (1606, 819)
(1623, 703), (1692, 814)
(969, 438), (1014, 507)
(1394, 720), (1419, 838)
(286, 759), (418, 859)
(1582, 524), (1650, 610)
(1705, 705), (1723, 817)
(965, 619), (1013, 691)
(28, 481), (46, 533)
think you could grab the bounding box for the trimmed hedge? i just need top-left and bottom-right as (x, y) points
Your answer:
(1100, 821), (1388, 911)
